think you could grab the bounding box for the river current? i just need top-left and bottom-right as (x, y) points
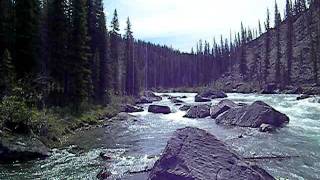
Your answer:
(0, 93), (319, 180)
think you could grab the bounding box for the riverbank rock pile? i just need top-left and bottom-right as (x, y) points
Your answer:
(148, 105), (171, 114)
(184, 104), (211, 118)
(195, 90), (227, 102)
(0, 133), (50, 163)
(136, 91), (162, 104)
(148, 127), (275, 180)
(215, 101), (289, 129)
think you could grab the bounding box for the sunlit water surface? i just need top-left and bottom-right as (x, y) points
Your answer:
(0, 93), (320, 180)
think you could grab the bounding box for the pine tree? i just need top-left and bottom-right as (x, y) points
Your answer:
(69, 0), (93, 106)
(240, 22), (248, 79)
(286, 0), (294, 85)
(125, 17), (137, 96)
(96, 0), (109, 104)
(15, 0), (41, 77)
(0, 0), (14, 56)
(264, 8), (271, 82)
(47, 0), (69, 105)
(275, 0), (282, 85)
(0, 49), (15, 95)
(110, 9), (121, 94)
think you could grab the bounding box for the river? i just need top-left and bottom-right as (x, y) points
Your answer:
(0, 93), (320, 180)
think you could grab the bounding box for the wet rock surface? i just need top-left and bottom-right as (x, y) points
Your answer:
(148, 127), (275, 180)
(148, 105), (171, 114)
(210, 99), (240, 119)
(216, 101), (289, 128)
(121, 104), (144, 113)
(184, 104), (211, 118)
(0, 133), (50, 163)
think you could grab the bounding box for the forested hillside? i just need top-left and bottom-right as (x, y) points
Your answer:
(1, 0), (320, 110)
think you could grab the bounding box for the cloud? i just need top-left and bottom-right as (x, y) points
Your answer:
(104, 0), (286, 52)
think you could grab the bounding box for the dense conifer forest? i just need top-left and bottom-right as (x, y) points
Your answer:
(1, 0), (319, 110)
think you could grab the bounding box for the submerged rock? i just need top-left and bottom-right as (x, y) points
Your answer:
(296, 94), (311, 100)
(184, 104), (211, 118)
(121, 104), (144, 113)
(97, 168), (112, 180)
(148, 105), (171, 114)
(148, 127), (275, 180)
(210, 99), (239, 119)
(216, 101), (289, 128)
(259, 124), (275, 133)
(170, 98), (185, 104)
(179, 105), (191, 111)
(195, 95), (211, 102)
(0, 133), (50, 163)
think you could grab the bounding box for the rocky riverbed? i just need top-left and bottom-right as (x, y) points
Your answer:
(0, 93), (320, 179)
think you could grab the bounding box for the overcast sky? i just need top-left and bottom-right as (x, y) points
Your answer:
(104, 0), (286, 52)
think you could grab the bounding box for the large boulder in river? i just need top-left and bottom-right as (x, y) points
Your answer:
(210, 99), (240, 119)
(0, 133), (50, 162)
(148, 127), (275, 180)
(216, 101), (289, 128)
(148, 105), (171, 114)
(184, 104), (210, 118)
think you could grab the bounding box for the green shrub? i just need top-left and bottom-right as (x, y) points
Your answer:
(0, 96), (33, 134)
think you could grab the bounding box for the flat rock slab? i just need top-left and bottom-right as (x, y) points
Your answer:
(148, 127), (275, 180)
(216, 101), (289, 128)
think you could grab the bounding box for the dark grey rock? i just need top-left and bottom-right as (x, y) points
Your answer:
(97, 168), (112, 180)
(170, 98), (184, 104)
(184, 104), (211, 118)
(195, 95), (211, 102)
(121, 104), (144, 113)
(0, 133), (50, 163)
(148, 127), (275, 180)
(179, 105), (191, 111)
(261, 83), (278, 94)
(210, 99), (239, 119)
(148, 105), (171, 114)
(136, 91), (162, 104)
(296, 94), (311, 100)
(216, 101), (289, 128)
(198, 89), (228, 99)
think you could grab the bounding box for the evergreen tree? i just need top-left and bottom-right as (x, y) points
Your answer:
(0, 49), (15, 95)
(125, 17), (138, 96)
(15, 0), (41, 77)
(47, 0), (69, 105)
(286, 0), (294, 85)
(69, 0), (93, 106)
(240, 22), (248, 79)
(0, 0), (14, 56)
(96, 0), (109, 104)
(110, 9), (121, 93)
(264, 8), (271, 82)
(275, 0), (282, 85)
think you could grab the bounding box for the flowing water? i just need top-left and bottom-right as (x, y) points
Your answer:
(0, 93), (320, 180)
